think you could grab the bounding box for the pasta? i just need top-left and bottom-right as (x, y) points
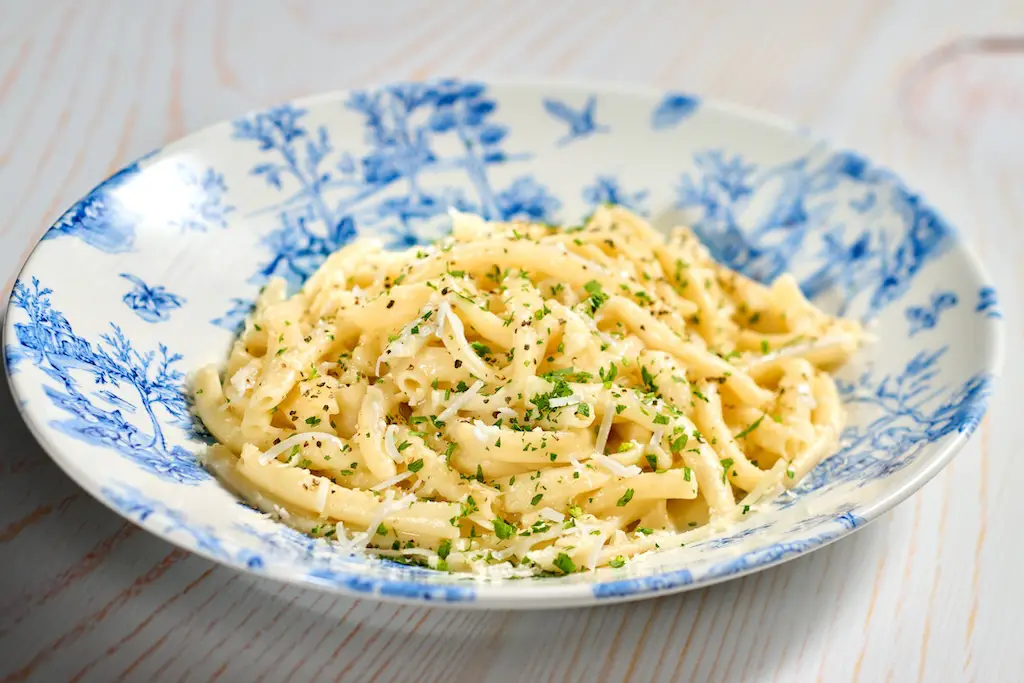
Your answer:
(192, 206), (863, 576)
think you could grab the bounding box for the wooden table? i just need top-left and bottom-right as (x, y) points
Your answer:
(1, 1), (1020, 681)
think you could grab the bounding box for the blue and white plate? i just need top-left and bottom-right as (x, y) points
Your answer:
(3, 80), (1002, 608)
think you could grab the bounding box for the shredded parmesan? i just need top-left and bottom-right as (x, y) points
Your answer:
(587, 532), (609, 571)
(796, 383), (817, 408)
(349, 492), (415, 550)
(471, 419), (500, 444)
(594, 400), (615, 455)
(384, 424), (403, 462)
(375, 308), (436, 375)
(647, 427), (664, 450)
(538, 507), (565, 523)
(590, 453), (642, 478)
(494, 407), (518, 420)
(315, 478), (330, 514)
(436, 299), (451, 339)
(548, 394), (583, 408)
(228, 361), (260, 396)
(370, 470), (414, 491)
(259, 431), (346, 465)
(437, 380), (485, 422)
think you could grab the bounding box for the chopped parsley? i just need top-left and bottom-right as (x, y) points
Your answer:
(407, 459), (424, 473)
(599, 363), (618, 385)
(608, 556), (626, 569)
(531, 378), (575, 417)
(670, 433), (689, 452)
(530, 493), (544, 506)
(304, 416), (321, 427)
(734, 415), (765, 439)
(641, 366), (658, 394)
(553, 552), (576, 574)
(616, 488), (635, 507)
(493, 518), (517, 540)
(583, 280), (609, 315)
(720, 458), (734, 482)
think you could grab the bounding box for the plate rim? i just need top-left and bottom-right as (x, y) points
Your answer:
(2, 77), (1005, 609)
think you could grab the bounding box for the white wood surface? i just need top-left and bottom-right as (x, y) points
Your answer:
(1, 1), (1021, 681)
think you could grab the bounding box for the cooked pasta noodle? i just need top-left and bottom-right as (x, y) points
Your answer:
(193, 206), (863, 576)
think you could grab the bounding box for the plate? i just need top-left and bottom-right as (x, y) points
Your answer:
(3, 80), (1002, 608)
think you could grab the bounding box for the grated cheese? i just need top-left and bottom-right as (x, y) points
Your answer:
(548, 394), (583, 408)
(384, 424), (403, 462)
(370, 470), (414, 491)
(647, 427), (664, 450)
(594, 400), (615, 455)
(538, 507), (565, 523)
(590, 453), (642, 478)
(315, 478), (330, 514)
(437, 379), (485, 422)
(436, 299), (451, 339)
(587, 532), (609, 571)
(259, 431), (347, 465)
(228, 361), (260, 396)
(471, 419), (500, 444)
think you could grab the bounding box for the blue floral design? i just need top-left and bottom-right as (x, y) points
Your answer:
(542, 95), (609, 146)
(581, 175), (649, 215)
(905, 290), (957, 336)
(676, 149), (952, 319)
(651, 92), (700, 129)
(789, 348), (993, 495)
(211, 297), (256, 334)
(593, 568), (694, 599)
(703, 537), (827, 581)
(976, 286), (1001, 319)
(119, 273), (186, 323)
(495, 175), (562, 221)
(849, 190), (876, 214)
(233, 80), (557, 294)
(169, 167), (235, 232)
(307, 568), (475, 602)
(6, 278), (206, 484)
(42, 161), (233, 253)
(43, 163), (142, 253)
(104, 483), (263, 569)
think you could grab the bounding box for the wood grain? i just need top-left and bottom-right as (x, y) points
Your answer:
(1, 1), (1022, 681)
